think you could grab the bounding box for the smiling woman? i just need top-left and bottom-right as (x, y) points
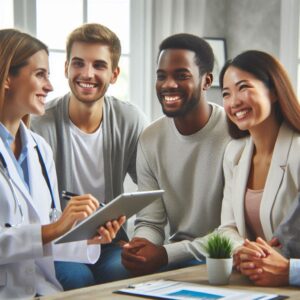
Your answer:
(1, 0), (299, 123)
(214, 50), (300, 287)
(1, 30), (52, 127)
(222, 66), (277, 134)
(6, 50), (53, 118)
(0, 28), (65, 299)
(0, 29), (125, 299)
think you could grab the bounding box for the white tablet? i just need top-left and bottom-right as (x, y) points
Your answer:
(55, 190), (164, 244)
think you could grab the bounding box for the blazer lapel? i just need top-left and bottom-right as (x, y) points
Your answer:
(260, 123), (293, 239)
(233, 138), (254, 237)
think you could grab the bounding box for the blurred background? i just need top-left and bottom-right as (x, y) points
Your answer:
(0, 0), (298, 122)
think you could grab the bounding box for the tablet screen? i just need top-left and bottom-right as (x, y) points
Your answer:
(55, 190), (164, 244)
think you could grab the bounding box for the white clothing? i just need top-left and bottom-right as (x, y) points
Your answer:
(31, 94), (147, 209)
(69, 120), (105, 201)
(0, 123), (100, 299)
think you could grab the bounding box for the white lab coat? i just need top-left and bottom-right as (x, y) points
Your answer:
(0, 123), (100, 299)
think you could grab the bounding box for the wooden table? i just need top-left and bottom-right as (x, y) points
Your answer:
(40, 265), (300, 299)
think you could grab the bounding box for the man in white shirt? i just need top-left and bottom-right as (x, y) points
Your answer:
(31, 23), (146, 289)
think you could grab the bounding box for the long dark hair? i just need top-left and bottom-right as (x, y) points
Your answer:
(219, 50), (300, 139)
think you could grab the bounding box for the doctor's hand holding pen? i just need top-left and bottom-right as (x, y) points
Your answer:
(41, 192), (126, 245)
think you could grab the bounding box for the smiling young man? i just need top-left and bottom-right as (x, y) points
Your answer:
(31, 23), (146, 289)
(121, 33), (231, 275)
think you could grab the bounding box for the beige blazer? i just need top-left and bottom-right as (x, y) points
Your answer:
(219, 123), (300, 249)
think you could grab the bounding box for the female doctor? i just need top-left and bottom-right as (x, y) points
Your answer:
(218, 50), (300, 286)
(0, 29), (125, 299)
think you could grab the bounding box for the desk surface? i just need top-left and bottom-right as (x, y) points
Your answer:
(41, 265), (299, 299)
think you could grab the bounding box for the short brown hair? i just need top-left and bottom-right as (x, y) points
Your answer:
(66, 23), (121, 70)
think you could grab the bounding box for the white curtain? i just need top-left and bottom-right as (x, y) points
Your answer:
(130, 0), (207, 121)
(279, 0), (299, 90)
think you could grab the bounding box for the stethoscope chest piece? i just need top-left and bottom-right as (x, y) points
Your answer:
(49, 208), (61, 223)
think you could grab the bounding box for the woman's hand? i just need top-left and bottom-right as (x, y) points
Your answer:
(234, 239), (268, 272)
(88, 216), (126, 245)
(238, 238), (289, 286)
(42, 194), (99, 244)
(233, 247), (242, 272)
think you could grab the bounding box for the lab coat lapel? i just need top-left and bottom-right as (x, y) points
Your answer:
(260, 123), (293, 239)
(233, 138), (254, 238)
(0, 140), (33, 209)
(26, 133), (51, 223)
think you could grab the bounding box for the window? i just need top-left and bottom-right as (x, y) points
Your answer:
(280, 0), (300, 101)
(0, 0), (14, 28)
(36, 0), (130, 101)
(36, 0), (83, 99)
(298, 8), (300, 100)
(87, 0), (130, 102)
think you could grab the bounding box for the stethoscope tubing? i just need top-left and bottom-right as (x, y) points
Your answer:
(0, 140), (58, 226)
(0, 161), (25, 227)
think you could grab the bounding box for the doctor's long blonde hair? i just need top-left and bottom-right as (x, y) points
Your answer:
(0, 29), (49, 126)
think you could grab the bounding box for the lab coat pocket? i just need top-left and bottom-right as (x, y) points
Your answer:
(0, 269), (7, 286)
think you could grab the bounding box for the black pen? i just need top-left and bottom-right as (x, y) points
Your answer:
(61, 190), (105, 207)
(61, 190), (78, 201)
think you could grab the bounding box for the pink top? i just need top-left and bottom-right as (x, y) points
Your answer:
(244, 188), (265, 240)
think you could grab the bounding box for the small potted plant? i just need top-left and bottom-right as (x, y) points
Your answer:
(203, 232), (233, 285)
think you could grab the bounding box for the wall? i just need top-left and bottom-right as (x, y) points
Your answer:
(200, 0), (281, 107)
(224, 0), (281, 59)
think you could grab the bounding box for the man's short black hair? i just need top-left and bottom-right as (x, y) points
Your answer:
(158, 33), (214, 76)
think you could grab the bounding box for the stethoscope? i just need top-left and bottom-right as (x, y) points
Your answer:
(0, 141), (60, 227)
(0, 152), (24, 227)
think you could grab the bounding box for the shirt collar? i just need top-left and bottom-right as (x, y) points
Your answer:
(0, 122), (29, 155)
(0, 122), (14, 147)
(18, 122), (29, 163)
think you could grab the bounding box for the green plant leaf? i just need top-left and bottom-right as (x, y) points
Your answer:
(203, 233), (233, 258)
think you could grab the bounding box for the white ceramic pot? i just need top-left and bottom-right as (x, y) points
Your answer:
(206, 257), (233, 285)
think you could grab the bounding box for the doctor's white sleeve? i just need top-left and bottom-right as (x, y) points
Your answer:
(52, 242), (100, 264)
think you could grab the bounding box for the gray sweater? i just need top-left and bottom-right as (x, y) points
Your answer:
(135, 103), (231, 264)
(31, 93), (146, 208)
